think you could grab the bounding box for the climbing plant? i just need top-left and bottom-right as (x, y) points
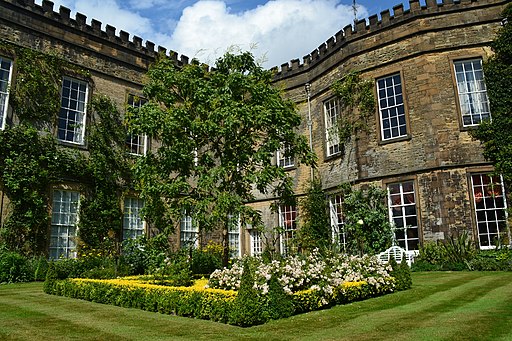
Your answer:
(0, 40), (133, 256)
(331, 72), (376, 155)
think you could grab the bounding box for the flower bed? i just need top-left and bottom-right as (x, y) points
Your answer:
(44, 251), (404, 326)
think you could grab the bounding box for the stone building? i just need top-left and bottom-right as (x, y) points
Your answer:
(0, 0), (510, 258)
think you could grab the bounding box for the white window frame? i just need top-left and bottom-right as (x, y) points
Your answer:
(471, 174), (509, 249)
(58, 77), (88, 144)
(453, 59), (491, 127)
(324, 97), (341, 157)
(377, 73), (407, 141)
(49, 190), (80, 259)
(387, 181), (420, 251)
(329, 194), (347, 252)
(123, 197), (145, 241)
(180, 211), (199, 249)
(0, 57), (13, 130)
(250, 229), (263, 256)
(228, 215), (241, 258)
(276, 143), (294, 169)
(279, 204), (297, 256)
(126, 94), (148, 155)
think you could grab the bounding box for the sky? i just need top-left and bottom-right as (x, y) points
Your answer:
(35, 0), (423, 68)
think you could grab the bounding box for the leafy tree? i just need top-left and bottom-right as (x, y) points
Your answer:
(471, 5), (512, 191)
(128, 51), (315, 263)
(340, 183), (393, 255)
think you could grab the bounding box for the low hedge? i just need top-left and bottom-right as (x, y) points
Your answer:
(44, 275), (396, 326)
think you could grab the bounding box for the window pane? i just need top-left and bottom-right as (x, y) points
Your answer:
(377, 73), (407, 140)
(388, 181), (419, 251)
(58, 77), (88, 144)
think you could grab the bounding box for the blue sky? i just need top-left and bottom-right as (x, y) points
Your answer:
(36, 0), (421, 68)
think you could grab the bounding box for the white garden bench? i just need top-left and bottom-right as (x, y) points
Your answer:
(377, 246), (415, 267)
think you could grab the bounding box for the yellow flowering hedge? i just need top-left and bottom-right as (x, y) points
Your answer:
(44, 276), (395, 325)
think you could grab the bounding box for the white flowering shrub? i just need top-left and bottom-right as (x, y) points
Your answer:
(208, 250), (395, 302)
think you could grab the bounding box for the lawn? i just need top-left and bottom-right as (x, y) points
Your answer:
(1, 272), (511, 341)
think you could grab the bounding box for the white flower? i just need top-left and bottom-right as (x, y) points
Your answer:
(357, 219), (364, 225)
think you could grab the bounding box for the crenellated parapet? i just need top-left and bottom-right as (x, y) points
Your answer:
(272, 0), (507, 80)
(0, 0), (191, 67)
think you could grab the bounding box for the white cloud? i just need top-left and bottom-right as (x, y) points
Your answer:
(34, 0), (367, 69)
(170, 0), (366, 68)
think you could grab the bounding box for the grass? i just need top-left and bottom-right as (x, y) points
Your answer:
(1, 272), (511, 340)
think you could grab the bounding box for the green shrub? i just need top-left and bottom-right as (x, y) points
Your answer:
(261, 275), (294, 321)
(0, 250), (32, 283)
(44, 278), (235, 323)
(228, 260), (264, 326)
(190, 248), (222, 276)
(390, 258), (412, 291)
(441, 231), (477, 269)
(469, 249), (512, 271)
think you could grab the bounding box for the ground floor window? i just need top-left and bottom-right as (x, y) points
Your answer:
(123, 197), (145, 240)
(388, 181), (419, 251)
(228, 216), (241, 258)
(329, 194), (346, 252)
(49, 190), (80, 259)
(279, 204), (297, 256)
(250, 229), (263, 256)
(471, 174), (509, 249)
(180, 212), (198, 248)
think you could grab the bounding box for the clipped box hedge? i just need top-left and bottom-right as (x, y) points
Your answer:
(44, 276), (396, 325)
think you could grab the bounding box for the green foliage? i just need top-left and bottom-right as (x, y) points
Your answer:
(468, 248), (512, 271)
(77, 96), (133, 253)
(389, 258), (412, 291)
(330, 72), (376, 154)
(441, 231), (477, 269)
(43, 278), (235, 323)
(261, 274), (294, 321)
(190, 247), (223, 276)
(0, 41), (134, 257)
(471, 4), (512, 189)
(0, 125), (81, 254)
(0, 248), (32, 283)
(296, 178), (330, 252)
(120, 234), (171, 275)
(339, 183), (393, 255)
(128, 51), (315, 248)
(228, 260), (264, 326)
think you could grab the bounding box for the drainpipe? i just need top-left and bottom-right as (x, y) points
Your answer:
(305, 83), (313, 181)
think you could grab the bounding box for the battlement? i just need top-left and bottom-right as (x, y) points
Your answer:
(1, 0), (191, 66)
(272, 0), (506, 79)
(0, 0), (506, 73)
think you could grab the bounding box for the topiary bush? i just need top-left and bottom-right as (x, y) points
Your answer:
(390, 258), (412, 291)
(261, 274), (294, 321)
(227, 260), (264, 327)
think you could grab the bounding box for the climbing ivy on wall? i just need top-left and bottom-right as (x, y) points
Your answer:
(331, 72), (376, 154)
(0, 40), (133, 256)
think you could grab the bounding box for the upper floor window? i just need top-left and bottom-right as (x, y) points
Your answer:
(387, 181), (419, 251)
(324, 98), (341, 157)
(279, 204), (297, 256)
(277, 143), (294, 169)
(471, 174), (509, 249)
(377, 73), (407, 141)
(126, 94), (148, 155)
(58, 77), (88, 144)
(0, 57), (13, 130)
(453, 59), (491, 127)
(123, 197), (145, 241)
(49, 190), (80, 259)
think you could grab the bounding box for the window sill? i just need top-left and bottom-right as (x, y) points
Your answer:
(378, 134), (411, 146)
